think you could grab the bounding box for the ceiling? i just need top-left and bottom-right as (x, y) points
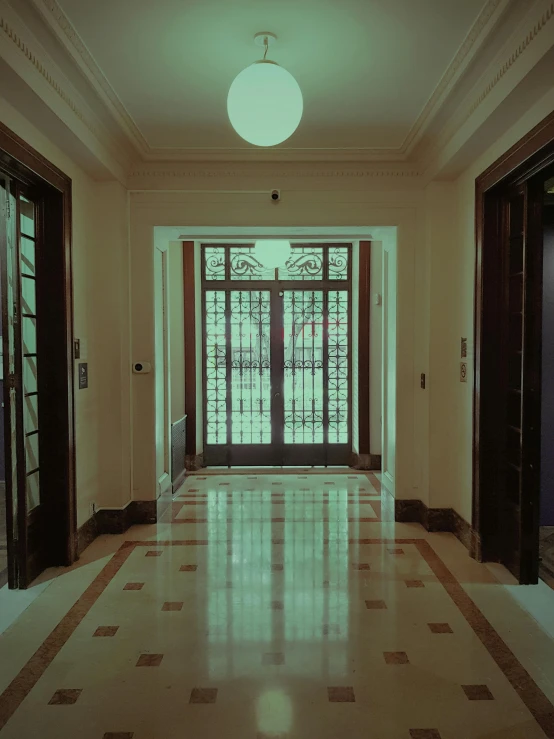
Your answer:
(54, 0), (490, 152)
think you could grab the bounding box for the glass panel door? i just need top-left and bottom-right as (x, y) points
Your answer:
(202, 244), (351, 466)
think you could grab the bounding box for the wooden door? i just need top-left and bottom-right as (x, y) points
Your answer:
(498, 181), (543, 583)
(0, 176), (55, 587)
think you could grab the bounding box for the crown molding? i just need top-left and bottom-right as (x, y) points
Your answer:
(0, 1), (132, 178)
(142, 146), (407, 163)
(421, 0), (554, 176)
(28, 0), (149, 157)
(24, 0), (519, 166)
(127, 162), (423, 188)
(401, 0), (513, 156)
(4, 0), (551, 178)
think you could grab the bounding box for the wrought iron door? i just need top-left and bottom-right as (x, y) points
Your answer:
(202, 244), (351, 466)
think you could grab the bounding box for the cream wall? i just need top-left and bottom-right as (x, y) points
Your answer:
(428, 83), (554, 523)
(0, 96), (132, 527)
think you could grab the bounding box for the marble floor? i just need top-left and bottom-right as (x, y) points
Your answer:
(1, 473), (554, 738)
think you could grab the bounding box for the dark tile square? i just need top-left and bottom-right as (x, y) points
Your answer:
(410, 731), (442, 739)
(162, 602), (184, 611)
(271, 600), (284, 610)
(123, 582), (144, 591)
(365, 600), (387, 610)
(353, 563), (370, 570)
(462, 684), (494, 701)
(179, 564), (197, 572)
(136, 653), (164, 667)
(189, 688), (218, 704)
(327, 686), (355, 702)
(48, 689), (82, 705)
(405, 580), (425, 588)
(384, 651), (409, 665)
(262, 652), (285, 665)
(145, 550), (162, 557)
(428, 623), (453, 634)
(94, 626), (119, 637)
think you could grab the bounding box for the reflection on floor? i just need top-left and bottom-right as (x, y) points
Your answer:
(1, 473), (554, 738)
(539, 526), (554, 589)
(0, 483), (7, 588)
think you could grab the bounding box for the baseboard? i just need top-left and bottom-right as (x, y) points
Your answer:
(172, 468), (187, 493)
(395, 499), (479, 557)
(185, 453), (204, 471)
(350, 453), (381, 470)
(76, 515), (98, 557)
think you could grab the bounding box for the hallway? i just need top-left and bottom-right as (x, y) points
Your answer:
(1, 473), (554, 738)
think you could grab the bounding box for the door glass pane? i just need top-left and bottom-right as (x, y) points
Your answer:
(205, 290), (227, 444)
(21, 275), (36, 315)
(19, 196), (35, 238)
(283, 291), (324, 444)
(19, 194), (40, 512)
(230, 290), (271, 443)
(328, 291), (349, 443)
(26, 470), (40, 510)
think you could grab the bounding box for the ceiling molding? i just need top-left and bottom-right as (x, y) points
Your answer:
(127, 164), (422, 182)
(5, 0), (552, 176)
(29, 0), (149, 157)
(142, 147), (407, 164)
(24, 0), (521, 166)
(401, 0), (512, 155)
(424, 0), (554, 165)
(0, 12), (103, 142)
(0, 3), (133, 175)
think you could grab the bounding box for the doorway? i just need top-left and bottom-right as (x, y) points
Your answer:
(0, 123), (75, 589)
(201, 243), (351, 466)
(475, 111), (554, 584)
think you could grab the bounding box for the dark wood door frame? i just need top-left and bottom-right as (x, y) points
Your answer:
(474, 111), (554, 581)
(0, 121), (76, 584)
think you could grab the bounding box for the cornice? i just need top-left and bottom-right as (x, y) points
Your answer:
(4, 0), (552, 178)
(0, 4), (132, 175)
(0, 12), (102, 141)
(402, 0), (512, 155)
(26, 0), (519, 166)
(425, 0), (554, 163)
(30, 0), (149, 157)
(127, 164), (422, 181)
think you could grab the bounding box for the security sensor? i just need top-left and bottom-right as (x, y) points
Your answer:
(133, 361), (152, 374)
(271, 189), (281, 202)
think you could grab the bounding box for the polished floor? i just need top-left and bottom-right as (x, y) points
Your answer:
(1, 473), (554, 738)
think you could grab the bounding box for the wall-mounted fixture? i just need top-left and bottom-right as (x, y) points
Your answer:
(227, 32), (303, 147)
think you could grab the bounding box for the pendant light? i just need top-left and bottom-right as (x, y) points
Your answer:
(227, 33), (303, 147)
(254, 239), (292, 269)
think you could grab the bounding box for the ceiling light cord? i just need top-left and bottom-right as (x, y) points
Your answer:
(263, 36), (269, 60)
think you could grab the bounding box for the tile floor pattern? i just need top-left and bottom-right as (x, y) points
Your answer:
(0, 474), (553, 737)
